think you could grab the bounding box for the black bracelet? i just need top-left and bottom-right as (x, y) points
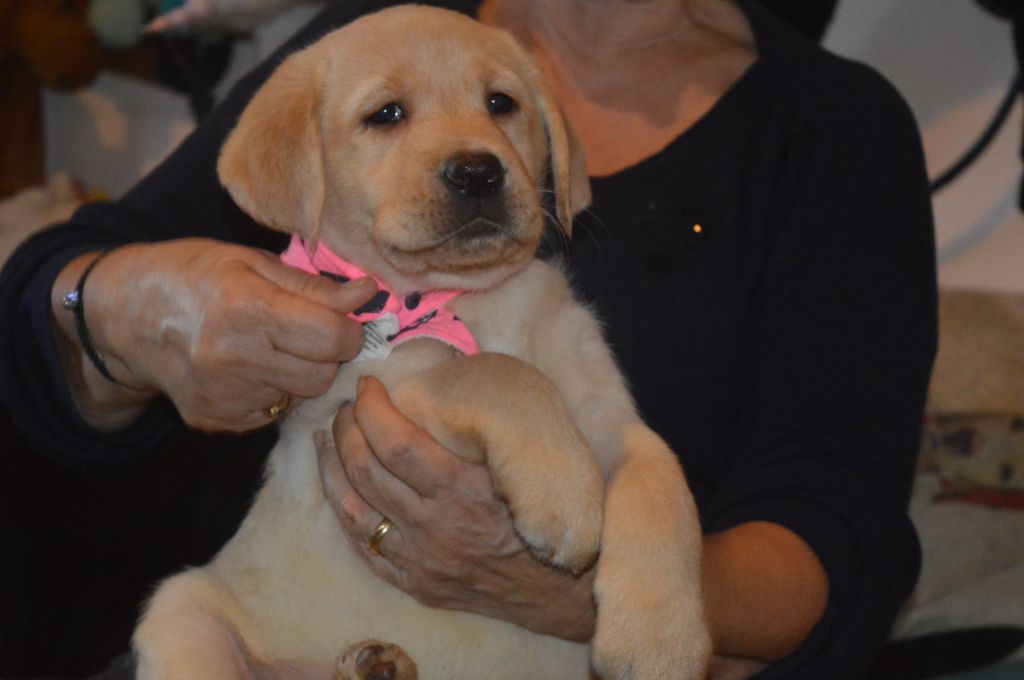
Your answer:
(61, 251), (119, 384)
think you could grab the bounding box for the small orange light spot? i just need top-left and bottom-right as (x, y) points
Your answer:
(692, 223), (703, 234)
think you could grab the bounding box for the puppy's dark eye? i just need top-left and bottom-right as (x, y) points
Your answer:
(487, 92), (518, 116)
(365, 102), (404, 126)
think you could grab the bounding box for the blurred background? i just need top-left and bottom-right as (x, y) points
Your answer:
(1, 1), (1022, 678)
(7, 0), (1022, 291)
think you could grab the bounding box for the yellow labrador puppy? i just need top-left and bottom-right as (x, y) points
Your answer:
(133, 6), (709, 679)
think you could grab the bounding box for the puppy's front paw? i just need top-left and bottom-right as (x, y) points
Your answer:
(502, 429), (604, 575)
(591, 560), (710, 680)
(335, 640), (417, 680)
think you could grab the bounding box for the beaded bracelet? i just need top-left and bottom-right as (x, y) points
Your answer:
(61, 251), (119, 384)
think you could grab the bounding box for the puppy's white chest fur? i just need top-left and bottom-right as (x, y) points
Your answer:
(191, 261), (594, 677)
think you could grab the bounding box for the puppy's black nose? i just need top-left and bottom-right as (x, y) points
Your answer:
(442, 152), (505, 198)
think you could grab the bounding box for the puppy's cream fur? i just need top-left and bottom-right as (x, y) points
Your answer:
(134, 7), (709, 679)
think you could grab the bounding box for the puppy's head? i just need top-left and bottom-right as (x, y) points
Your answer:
(218, 5), (590, 293)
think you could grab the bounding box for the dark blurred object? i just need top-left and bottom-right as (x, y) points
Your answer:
(0, 406), (273, 678)
(0, 0), (102, 198)
(0, 0), (161, 199)
(975, 0), (1024, 212)
(931, 71), (1022, 193)
(867, 626), (1024, 679)
(756, 0), (840, 42)
(976, 0), (1023, 21)
(155, 32), (235, 122)
(0, 0), (104, 91)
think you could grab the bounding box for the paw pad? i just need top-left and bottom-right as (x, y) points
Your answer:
(335, 640), (417, 680)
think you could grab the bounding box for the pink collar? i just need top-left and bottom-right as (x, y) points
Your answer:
(280, 236), (479, 358)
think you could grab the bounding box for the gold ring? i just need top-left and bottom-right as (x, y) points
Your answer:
(265, 393), (292, 419)
(366, 517), (394, 555)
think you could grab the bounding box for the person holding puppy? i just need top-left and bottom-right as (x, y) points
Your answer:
(0, 0), (935, 678)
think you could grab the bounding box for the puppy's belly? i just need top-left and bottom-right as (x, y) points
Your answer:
(202, 388), (590, 679)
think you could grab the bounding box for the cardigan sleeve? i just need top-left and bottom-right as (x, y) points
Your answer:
(701, 59), (937, 678)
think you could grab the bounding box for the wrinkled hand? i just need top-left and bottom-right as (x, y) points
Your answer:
(83, 238), (375, 431)
(145, 0), (293, 34)
(315, 376), (596, 641)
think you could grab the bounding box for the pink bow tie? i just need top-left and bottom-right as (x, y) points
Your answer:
(280, 236), (480, 358)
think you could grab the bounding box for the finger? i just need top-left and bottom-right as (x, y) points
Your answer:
(143, 10), (192, 33)
(333, 400), (423, 520)
(352, 376), (463, 498)
(191, 405), (280, 433)
(245, 387), (296, 425)
(256, 353), (341, 399)
(360, 543), (410, 594)
(179, 378), (284, 431)
(145, 0), (213, 32)
(316, 429), (410, 572)
(315, 429), (383, 550)
(254, 253), (379, 316)
(264, 289), (369, 364)
(251, 254), (377, 362)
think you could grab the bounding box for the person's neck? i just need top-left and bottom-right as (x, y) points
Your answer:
(538, 0), (693, 55)
(480, 0), (745, 59)
(478, 0), (756, 177)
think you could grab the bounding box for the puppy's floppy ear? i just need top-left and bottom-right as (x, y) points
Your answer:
(218, 51), (328, 241)
(532, 78), (591, 236)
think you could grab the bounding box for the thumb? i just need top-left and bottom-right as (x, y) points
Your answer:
(254, 253), (379, 316)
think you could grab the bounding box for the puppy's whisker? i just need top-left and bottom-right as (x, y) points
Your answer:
(571, 206), (606, 263)
(539, 207), (572, 259)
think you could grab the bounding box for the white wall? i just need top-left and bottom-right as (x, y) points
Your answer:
(41, 4), (320, 198)
(824, 1), (1024, 293)
(44, 2), (1024, 291)
(43, 74), (195, 199)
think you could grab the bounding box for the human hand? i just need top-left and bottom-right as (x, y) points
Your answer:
(144, 0), (293, 34)
(315, 376), (597, 642)
(54, 238), (375, 432)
